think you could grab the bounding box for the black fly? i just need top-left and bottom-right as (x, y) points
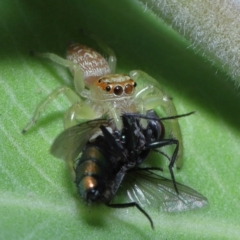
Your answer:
(50, 110), (208, 229)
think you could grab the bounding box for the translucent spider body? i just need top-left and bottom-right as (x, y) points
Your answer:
(23, 37), (185, 168)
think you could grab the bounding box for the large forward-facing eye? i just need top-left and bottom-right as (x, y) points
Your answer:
(114, 85), (123, 95)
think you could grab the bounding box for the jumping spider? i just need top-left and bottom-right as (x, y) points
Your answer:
(23, 35), (186, 168)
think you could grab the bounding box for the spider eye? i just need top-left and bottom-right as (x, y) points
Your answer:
(124, 84), (134, 94)
(114, 86), (123, 95)
(106, 86), (111, 92)
(133, 82), (137, 87)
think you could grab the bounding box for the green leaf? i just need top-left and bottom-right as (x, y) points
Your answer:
(1, 0), (240, 239)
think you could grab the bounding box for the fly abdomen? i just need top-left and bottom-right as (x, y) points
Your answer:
(75, 142), (109, 203)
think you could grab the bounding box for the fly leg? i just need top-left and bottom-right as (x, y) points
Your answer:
(106, 202), (154, 230)
(147, 138), (179, 194)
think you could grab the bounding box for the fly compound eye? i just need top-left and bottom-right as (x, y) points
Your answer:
(124, 84), (134, 94)
(114, 85), (123, 95)
(106, 85), (111, 92)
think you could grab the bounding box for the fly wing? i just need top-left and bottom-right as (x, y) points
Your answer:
(50, 118), (110, 162)
(116, 169), (208, 212)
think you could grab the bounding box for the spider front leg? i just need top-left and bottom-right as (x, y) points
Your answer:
(130, 70), (184, 169)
